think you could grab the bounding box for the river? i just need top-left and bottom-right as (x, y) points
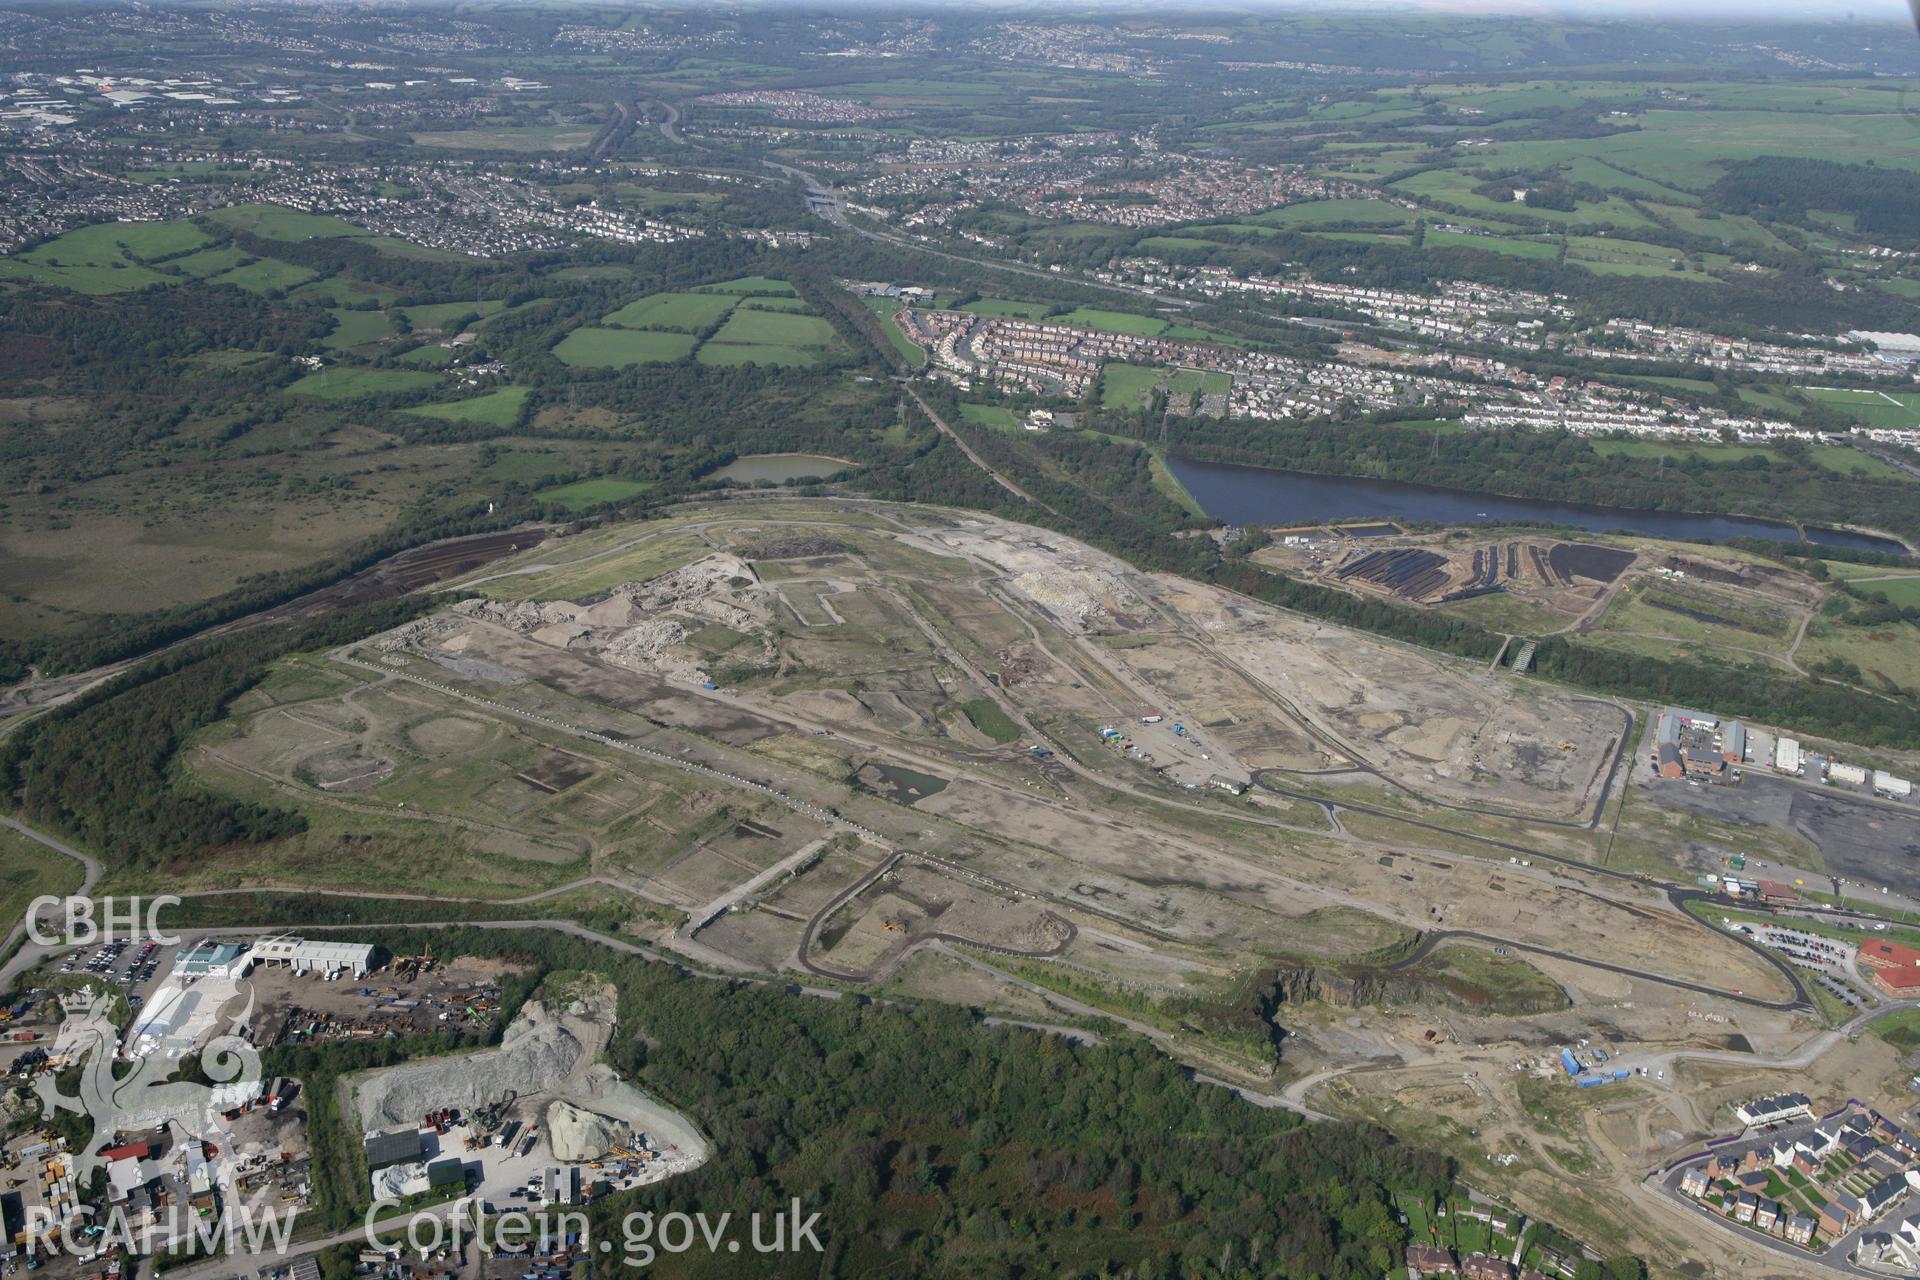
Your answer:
(1164, 456), (1909, 554)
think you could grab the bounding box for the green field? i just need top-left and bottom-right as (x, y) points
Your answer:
(205, 205), (370, 242)
(402, 299), (505, 331)
(211, 257), (318, 294)
(1393, 167), (1643, 226)
(408, 126), (596, 152)
(1167, 368), (1231, 397)
(1870, 1008), (1920, 1051)
(696, 343), (827, 368)
(957, 403), (1020, 429)
(536, 477), (655, 510)
(404, 385), (531, 427)
(1136, 236), (1223, 256)
(0, 827), (87, 940)
(740, 296), (814, 313)
(553, 327), (698, 367)
(1591, 437), (1913, 482)
(1802, 387), (1920, 429)
(291, 277), (401, 308)
(694, 275), (797, 296)
(1101, 363), (1165, 409)
(957, 697), (1020, 744)
(286, 367), (442, 399)
(1565, 235), (1711, 281)
(395, 344), (459, 368)
(602, 291), (738, 331)
(323, 309), (396, 350)
(1849, 577), (1920, 608)
(1425, 230), (1559, 259)
(1593, 577), (1795, 658)
(1590, 440), (1775, 465)
(0, 220), (212, 293)
(1799, 617), (1920, 695)
(696, 307), (838, 367)
(1453, 107), (1920, 193)
(1054, 307), (1168, 336)
(861, 297), (924, 364)
(169, 245), (249, 279)
(1305, 231), (1407, 246)
(1246, 198), (1415, 228)
(961, 297), (1052, 319)
(706, 308), (835, 347)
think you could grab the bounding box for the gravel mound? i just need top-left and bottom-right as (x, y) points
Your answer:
(353, 1000), (584, 1130)
(547, 1099), (627, 1162)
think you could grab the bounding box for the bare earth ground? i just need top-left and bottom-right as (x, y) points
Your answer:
(169, 497), (1896, 1273)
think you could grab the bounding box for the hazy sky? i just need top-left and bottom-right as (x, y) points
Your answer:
(1240, 0), (1917, 19)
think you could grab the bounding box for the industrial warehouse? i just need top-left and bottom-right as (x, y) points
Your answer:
(1653, 706), (1912, 802)
(0, 935), (707, 1276)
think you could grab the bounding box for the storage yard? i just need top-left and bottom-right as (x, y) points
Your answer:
(3, 941), (703, 1275)
(1256, 531), (1637, 613)
(350, 978), (706, 1206)
(1641, 704), (1920, 898)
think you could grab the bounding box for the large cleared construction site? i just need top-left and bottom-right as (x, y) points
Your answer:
(175, 496), (1920, 1274)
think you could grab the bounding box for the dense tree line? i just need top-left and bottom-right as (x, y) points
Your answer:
(0, 596), (441, 869)
(310, 924), (1460, 1278)
(1531, 637), (1918, 748)
(1708, 157), (1920, 247)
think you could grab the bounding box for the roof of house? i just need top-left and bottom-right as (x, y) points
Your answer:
(1861, 940), (1920, 969)
(1866, 1176), (1906, 1210)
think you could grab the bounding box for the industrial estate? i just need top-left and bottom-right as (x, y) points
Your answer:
(1, 928), (705, 1280)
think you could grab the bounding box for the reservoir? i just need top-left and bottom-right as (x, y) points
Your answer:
(1164, 456), (1909, 554)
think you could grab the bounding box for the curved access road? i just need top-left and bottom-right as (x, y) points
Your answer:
(0, 815), (104, 990)
(1383, 920), (1810, 1013)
